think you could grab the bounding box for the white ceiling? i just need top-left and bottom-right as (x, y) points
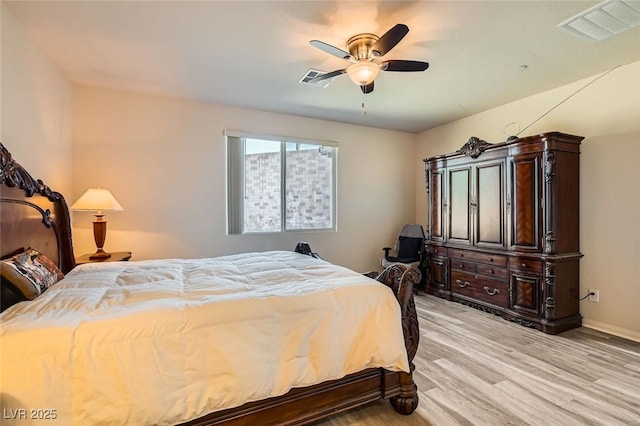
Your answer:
(5, 0), (640, 133)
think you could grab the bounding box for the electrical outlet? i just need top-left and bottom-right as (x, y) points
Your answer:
(588, 289), (599, 303)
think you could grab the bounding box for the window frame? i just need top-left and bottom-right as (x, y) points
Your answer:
(225, 130), (338, 235)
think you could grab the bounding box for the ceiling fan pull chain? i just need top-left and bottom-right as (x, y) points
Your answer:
(362, 94), (367, 115)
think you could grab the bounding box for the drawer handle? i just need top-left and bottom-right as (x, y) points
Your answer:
(521, 263), (527, 268)
(456, 279), (470, 288)
(460, 254), (464, 258)
(459, 264), (465, 269)
(489, 258), (494, 262)
(488, 269), (494, 274)
(483, 286), (500, 296)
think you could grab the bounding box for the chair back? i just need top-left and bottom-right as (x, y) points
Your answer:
(394, 224), (425, 262)
(398, 224), (424, 239)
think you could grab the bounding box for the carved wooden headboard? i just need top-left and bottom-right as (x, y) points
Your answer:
(0, 143), (75, 273)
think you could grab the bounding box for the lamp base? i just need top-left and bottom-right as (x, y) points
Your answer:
(90, 217), (111, 260)
(89, 249), (112, 260)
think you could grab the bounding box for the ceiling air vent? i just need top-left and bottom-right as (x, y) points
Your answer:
(299, 69), (336, 88)
(558, 0), (640, 41)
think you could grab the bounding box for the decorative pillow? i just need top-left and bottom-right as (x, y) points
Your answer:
(0, 248), (64, 300)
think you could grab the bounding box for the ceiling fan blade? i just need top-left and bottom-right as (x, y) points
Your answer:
(310, 40), (352, 60)
(308, 69), (347, 83)
(371, 24), (409, 57)
(380, 60), (429, 72)
(360, 81), (374, 94)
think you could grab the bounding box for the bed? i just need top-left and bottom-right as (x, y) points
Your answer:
(0, 143), (420, 425)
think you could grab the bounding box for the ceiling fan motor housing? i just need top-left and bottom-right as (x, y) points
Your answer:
(346, 33), (380, 60)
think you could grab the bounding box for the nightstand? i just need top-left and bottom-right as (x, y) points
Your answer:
(75, 251), (132, 265)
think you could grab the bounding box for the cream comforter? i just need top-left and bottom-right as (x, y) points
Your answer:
(0, 251), (409, 425)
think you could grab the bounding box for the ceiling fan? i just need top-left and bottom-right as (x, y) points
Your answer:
(308, 23), (429, 94)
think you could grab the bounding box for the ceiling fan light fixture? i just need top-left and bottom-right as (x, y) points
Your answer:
(346, 61), (380, 86)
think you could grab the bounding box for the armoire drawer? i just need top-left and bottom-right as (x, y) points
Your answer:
(449, 249), (507, 267)
(450, 259), (475, 273)
(427, 246), (447, 257)
(451, 271), (509, 308)
(509, 257), (543, 273)
(476, 264), (509, 280)
(474, 278), (509, 307)
(451, 271), (475, 291)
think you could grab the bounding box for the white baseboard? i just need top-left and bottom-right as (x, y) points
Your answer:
(582, 319), (640, 343)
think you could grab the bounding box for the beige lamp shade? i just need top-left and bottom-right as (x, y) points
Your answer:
(71, 188), (124, 213)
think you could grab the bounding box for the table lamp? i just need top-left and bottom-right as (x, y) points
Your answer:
(71, 188), (124, 260)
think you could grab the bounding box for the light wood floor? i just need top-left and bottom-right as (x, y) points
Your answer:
(315, 293), (640, 425)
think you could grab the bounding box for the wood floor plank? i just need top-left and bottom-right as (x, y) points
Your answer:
(562, 399), (636, 426)
(415, 394), (460, 426)
(494, 379), (594, 426)
(424, 387), (507, 426)
(316, 294), (640, 425)
(626, 362), (640, 373)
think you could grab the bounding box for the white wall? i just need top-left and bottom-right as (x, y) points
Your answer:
(416, 60), (640, 341)
(71, 86), (417, 272)
(0, 3), (72, 195)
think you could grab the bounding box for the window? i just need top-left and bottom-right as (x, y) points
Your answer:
(227, 132), (337, 234)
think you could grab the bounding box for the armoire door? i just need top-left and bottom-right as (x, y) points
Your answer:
(509, 153), (541, 252)
(429, 255), (449, 291)
(474, 160), (506, 249)
(428, 167), (446, 242)
(447, 165), (472, 245)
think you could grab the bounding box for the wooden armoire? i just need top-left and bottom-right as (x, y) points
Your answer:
(423, 132), (583, 334)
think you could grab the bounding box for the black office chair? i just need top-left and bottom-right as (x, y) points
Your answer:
(382, 224), (425, 287)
